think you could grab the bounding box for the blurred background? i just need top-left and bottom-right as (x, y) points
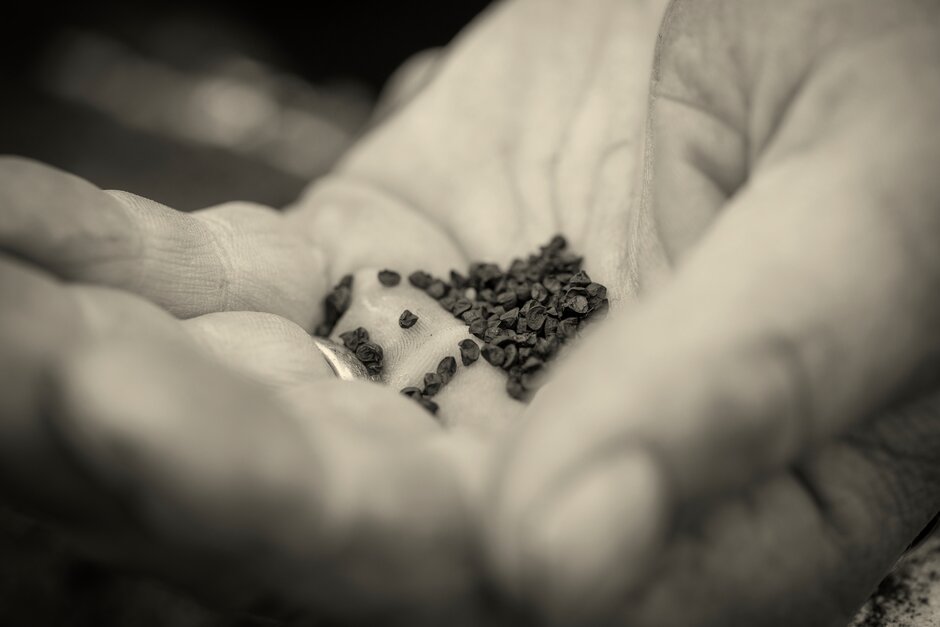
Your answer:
(1, 3), (489, 625)
(1, 1), (491, 210)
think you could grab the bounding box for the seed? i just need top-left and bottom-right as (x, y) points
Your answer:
(418, 396), (439, 415)
(484, 325), (502, 342)
(458, 339), (480, 366)
(543, 276), (562, 293)
(408, 270), (433, 289)
(531, 283), (548, 302)
(427, 280), (448, 299)
(339, 327), (369, 351)
(437, 356), (458, 385)
(496, 290), (517, 307)
(564, 293), (590, 315)
(423, 372), (444, 396)
(499, 307), (520, 328)
(586, 282), (607, 300)
(338, 274), (354, 289)
(399, 310), (419, 329)
(506, 376), (526, 400)
(558, 317), (579, 339)
(438, 293), (458, 311)
(526, 304), (547, 330)
(521, 356), (544, 372)
(355, 340), (384, 366)
(481, 344), (505, 367)
(378, 269), (401, 287)
(462, 308), (483, 323)
(569, 269), (592, 286)
(469, 318), (487, 338)
(400, 387), (422, 399)
(452, 298), (472, 316)
(450, 270), (468, 289)
(502, 344), (518, 369)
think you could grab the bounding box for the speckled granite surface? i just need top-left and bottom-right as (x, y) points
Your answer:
(851, 535), (940, 627)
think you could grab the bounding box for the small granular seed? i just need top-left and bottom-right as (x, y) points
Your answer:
(496, 291), (517, 307)
(506, 376), (526, 400)
(499, 307), (520, 327)
(558, 317), (579, 339)
(408, 270), (433, 289)
(418, 397), (439, 415)
(400, 387), (422, 399)
(469, 318), (487, 338)
(437, 356), (458, 385)
(424, 372), (444, 396)
(502, 344), (518, 368)
(355, 341), (384, 366)
(452, 298), (472, 316)
(481, 344), (505, 366)
(569, 270), (592, 286)
(378, 269), (401, 287)
(462, 309), (483, 323)
(458, 339), (480, 366)
(427, 280), (448, 299)
(399, 310), (419, 329)
(339, 327), (369, 351)
(531, 283), (548, 302)
(526, 305), (547, 330)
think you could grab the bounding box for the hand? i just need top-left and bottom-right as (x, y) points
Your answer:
(470, 1), (939, 625)
(286, 0), (940, 624)
(0, 157), (484, 624)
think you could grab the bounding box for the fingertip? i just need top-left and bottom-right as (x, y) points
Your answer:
(487, 450), (668, 624)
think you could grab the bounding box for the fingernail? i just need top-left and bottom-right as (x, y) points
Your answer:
(515, 451), (667, 622)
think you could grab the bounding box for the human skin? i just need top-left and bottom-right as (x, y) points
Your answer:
(2, 0), (939, 625)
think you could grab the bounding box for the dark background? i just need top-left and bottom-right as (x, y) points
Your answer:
(1, 4), (490, 625)
(2, 1), (492, 209)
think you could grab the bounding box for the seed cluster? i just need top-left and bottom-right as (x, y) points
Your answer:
(405, 235), (608, 400)
(338, 326), (385, 376)
(314, 235), (609, 413)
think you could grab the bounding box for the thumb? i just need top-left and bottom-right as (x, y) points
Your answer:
(485, 25), (940, 616)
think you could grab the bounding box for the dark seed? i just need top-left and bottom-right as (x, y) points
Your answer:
(408, 270), (433, 289)
(502, 344), (518, 369)
(499, 307), (520, 328)
(558, 317), (579, 339)
(544, 317), (559, 337)
(531, 283), (548, 302)
(452, 298), (472, 316)
(423, 372), (443, 396)
(469, 318), (487, 338)
(338, 274), (354, 289)
(400, 387), (422, 399)
(569, 269), (592, 286)
(526, 305), (547, 330)
(437, 356), (458, 385)
(543, 276), (562, 293)
(450, 270), (468, 289)
(458, 339), (480, 366)
(481, 344), (505, 366)
(366, 361), (384, 376)
(521, 356), (544, 372)
(586, 282), (607, 299)
(427, 280), (449, 299)
(506, 376), (526, 400)
(356, 341), (384, 365)
(418, 397), (439, 415)
(496, 290), (517, 308)
(378, 269), (401, 287)
(438, 293), (458, 311)
(399, 310), (419, 329)
(484, 325), (502, 342)
(339, 327), (369, 351)
(564, 294), (590, 315)
(462, 308), (483, 323)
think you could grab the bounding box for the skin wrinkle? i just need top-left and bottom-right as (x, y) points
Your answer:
(546, 0), (615, 245)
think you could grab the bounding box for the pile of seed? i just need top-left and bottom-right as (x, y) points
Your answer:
(314, 235), (609, 412)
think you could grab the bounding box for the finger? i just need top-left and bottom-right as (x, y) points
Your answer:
(48, 336), (487, 623)
(183, 311), (334, 390)
(487, 26), (940, 604)
(604, 396), (940, 627)
(0, 253), (186, 521)
(0, 156), (327, 330)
